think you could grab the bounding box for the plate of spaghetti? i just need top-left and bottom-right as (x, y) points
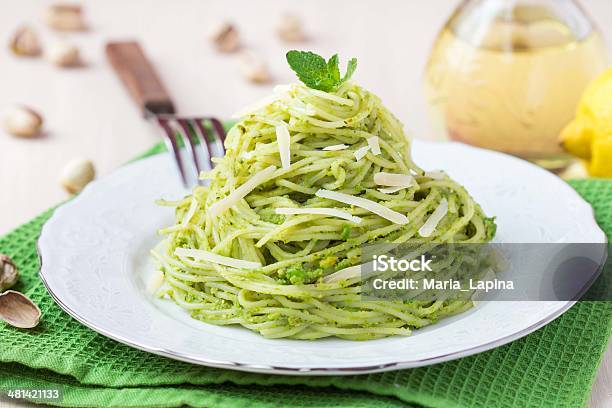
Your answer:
(39, 52), (605, 374)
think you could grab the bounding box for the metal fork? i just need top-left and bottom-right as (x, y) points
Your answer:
(106, 41), (226, 186)
(156, 115), (226, 186)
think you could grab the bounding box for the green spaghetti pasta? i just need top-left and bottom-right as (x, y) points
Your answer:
(152, 53), (496, 340)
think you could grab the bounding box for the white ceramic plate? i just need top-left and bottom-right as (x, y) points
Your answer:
(38, 140), (606, 375)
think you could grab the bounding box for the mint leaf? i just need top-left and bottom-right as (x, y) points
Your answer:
(286, 50), (357, 92)
(327, 54), (341, 83)
(343, 58), (357, 82)
(286, 51), (330, 90)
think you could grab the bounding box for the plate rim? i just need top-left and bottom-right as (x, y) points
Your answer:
(37, 140), (606, 376)
(37, 271), (576, 375)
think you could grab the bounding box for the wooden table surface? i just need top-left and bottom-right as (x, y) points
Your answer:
(0, 0), (610, 406)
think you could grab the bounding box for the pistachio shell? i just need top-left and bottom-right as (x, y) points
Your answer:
(0, 254), (19, 292)
(8, 26), (40, 56)
(0, 290), (41, 329)
(59, 158), (95, 194)
(278, 14), (305, 42)
(238, 50), (270, 84)
(44, 4), (86, 31)
(46, 42), (80, 67)
(209, 22), (240, 53)
(2, 105), (44, 138)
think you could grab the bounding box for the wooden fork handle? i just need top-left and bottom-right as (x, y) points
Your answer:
(106, 41), (175, 116)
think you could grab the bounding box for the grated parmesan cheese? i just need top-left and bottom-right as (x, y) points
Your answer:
(367, 136), (381, 155)
(208, 166), (277, 217)
(240, 151), (255, 160)
(377, 186), (406, 194)
(373, 172), (414, 187)
(147, 270), (165, 294)
(175, 247), (262, 270)
(180, 197), (199, 228)
(425, 170), (446, 180)
(315, 189), (409, 225)
(307, 88), (354, 105)
(275, 207), (361, 224)
(418, 198), (448, 237)
(354, 145), (370, 161)
(323, 144), (349, 151)
(275, 123), (291, 170)
(323, 264), (362, 283)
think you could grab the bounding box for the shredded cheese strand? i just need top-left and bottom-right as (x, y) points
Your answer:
(208, 166), (277, 217)
(354, 145), (370, 161)
(323, 265), (362, 283)
(316, 189), (409, 225)
(275, 123), (291, 169)
(175, 248), (262, 270)
(374, 172), (414, 187)
(377, 186), (406, 194)
(418, 198), (449, 237)
(367, 136), (381, 155)
(275, 207), (362, 224)
(323, 144), (349, 151)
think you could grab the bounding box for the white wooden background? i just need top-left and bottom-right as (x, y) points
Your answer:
(0, 0), (610, 406)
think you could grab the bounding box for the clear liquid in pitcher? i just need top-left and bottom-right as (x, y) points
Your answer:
(424, 2), (608, 169)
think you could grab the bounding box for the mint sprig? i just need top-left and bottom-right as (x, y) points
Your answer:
(286, 51), (357, 92)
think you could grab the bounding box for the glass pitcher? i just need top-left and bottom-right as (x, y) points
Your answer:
(424, 0), (608, 170)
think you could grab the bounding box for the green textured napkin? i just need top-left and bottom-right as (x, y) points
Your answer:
(0, 143), (611, 408)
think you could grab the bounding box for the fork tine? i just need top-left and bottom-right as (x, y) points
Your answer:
(208, 118), (226, 159)
(175, 118), (204, 185)
(156, 115), (226, 188)
(157, 117), (187, 186)
(191, 119), (214, 170)
(209, 117), (226, 144)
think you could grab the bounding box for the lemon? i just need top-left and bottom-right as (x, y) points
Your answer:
(560, 68), (612, 177)
(590, 137), (612, 177)
(560, 120), (592, 160)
